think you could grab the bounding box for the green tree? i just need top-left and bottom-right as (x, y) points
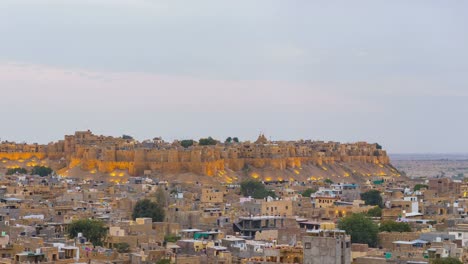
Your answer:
(199, 137), (218, 146)
(68, 219), (107, 246)
(132, 199), (165, 222)
(6, 167), (28, 175)
(233, 137), (239, 143)
(156, 259), (171, 264)
(338, 213), (379, 247)
(375, 143), (382, 150)
(180, 139), (194, 148)
(301, 188), (317, 197)
(31, 166), (53, 177)
(225, 137), (233, 143)
(379, 220), (412, 232)
(431, 257), (463, 264)
(324, 178), (334, 184)
(361, 190), (383, 208)
(414, 184), (429, 191)
(240, 180), (276, 199)
(366, 206), (382, 217)
(122, 134), (133, 140)
(114, 242), (130, 253)
(155, 187), (167, 207)
(164, 234), (181, 243)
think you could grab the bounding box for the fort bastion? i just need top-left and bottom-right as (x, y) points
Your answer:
(0, 131), (395, 181)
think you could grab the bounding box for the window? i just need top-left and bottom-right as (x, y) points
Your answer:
(305, 242), (311, 249)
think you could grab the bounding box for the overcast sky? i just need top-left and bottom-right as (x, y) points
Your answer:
(0, 0), (467, 153)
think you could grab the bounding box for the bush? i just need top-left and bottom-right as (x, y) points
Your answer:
(324, 179), (333, 184)
(361, 190), (383, 208)
(122, 135), (133, 140)
(366, 206), (382, 217)
(338, 213), (379, 247)
(431, 257), (463, 264)
(379, 220), (412, 232)
(31, 166), (53, 177)
(301, 188), (317, 197)
(414, 184), (428, 191)
(132, 199), (165, 222)
(240, 180), (276, 199)
(114, 242), (130, 253)
(199, 137), (218, 146)
(164, 234), (181, 243)
(68, 219), (107, 246)
(6, 167), (27, 175)
(180, 139), (194, 148)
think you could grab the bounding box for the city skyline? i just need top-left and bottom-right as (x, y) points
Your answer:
(1, 1), (467, 153)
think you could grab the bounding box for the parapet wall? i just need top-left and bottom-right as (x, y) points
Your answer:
(0, 131), (391, 177)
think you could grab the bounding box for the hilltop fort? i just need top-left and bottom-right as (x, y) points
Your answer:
(0, 130), (400, 183)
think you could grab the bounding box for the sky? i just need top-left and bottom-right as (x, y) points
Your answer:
(0, 0), (467, 153)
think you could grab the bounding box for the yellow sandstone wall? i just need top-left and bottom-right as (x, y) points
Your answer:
(0, 134), (391, 178)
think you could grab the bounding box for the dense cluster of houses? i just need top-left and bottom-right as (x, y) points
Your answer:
(0, 170), (467, 263)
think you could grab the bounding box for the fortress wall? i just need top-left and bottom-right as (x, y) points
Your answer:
(69, 158), (81, 169)
(146, 149), (177, 162)
(84, 148), (98, 160)
(167, 150), (179, 163)
(190, 150), (202, 163)
(0, 152), (47, 161)
(97, 161), (133, 173)
(115, 150), (134, 162)
(134, 149), (146, 163)
(74, 146), (86, 159)
(179, 151), (191, 162)
(0, 133), (392, 177)
(81, 159), (99, 171)
(204, 160), (225, 176)
(102, 148), (116, 161)
(47, 152), (65, 160)
(223, 158), (244, 171)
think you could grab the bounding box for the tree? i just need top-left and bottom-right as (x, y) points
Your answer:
(164, 234), (181, 243)
(31, 166), (53, 177)
(180, 139), (194, 148)
(225, 137), (232, 143)
(431, 257), (463, 264)
(361, 190), (383, 208)
(155, 187), (167, 207)
(68, 219), (107, 246)
(240, 180), (276, 199)
(132, 199), (165, 222)
(114, 242), (130, 253)
(379, 220), (412, 232)
(301, 188), (317, 197)
(233, 137), (239, 143)
(6, 167), (28, 175)
(199, 137), (218, 146)
(338, 213), (379, 247)
(366, 206), (382, 217)
(375, 143), (382, 150)
(414, 184), (429, 191)
(324, 178), (334, 185)
(156, 259), (171, 264)
(122, 134), (133, 140)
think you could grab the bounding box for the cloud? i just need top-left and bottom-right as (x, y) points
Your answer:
(262, 44), (306, 63)
(0, 62), (357, 113)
